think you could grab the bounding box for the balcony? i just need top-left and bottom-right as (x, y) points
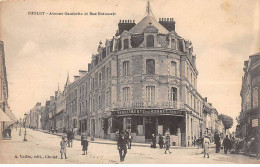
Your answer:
(112, 100), (185, 110)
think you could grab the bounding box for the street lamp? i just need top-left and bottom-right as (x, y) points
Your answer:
(23, 113), (28, 141)
(19, 118), (22, 136)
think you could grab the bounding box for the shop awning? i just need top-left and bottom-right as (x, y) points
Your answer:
(0, 108), (12, 122)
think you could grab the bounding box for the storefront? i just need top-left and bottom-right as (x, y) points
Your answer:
(109, 109), (186, 146)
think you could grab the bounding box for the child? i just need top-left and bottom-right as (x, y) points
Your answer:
(60, 136), (67, 159)
(81, 133), (89, 155)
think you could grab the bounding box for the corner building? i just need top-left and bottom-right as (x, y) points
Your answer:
(86, 7), (204, 146)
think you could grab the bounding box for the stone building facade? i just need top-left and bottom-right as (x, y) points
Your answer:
(238, 53), (260, 139)
(81, 7), (206, 146)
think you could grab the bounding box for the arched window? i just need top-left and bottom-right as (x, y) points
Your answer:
(123, 39), (129, 49)
(146, 35), (154, 48)
(171, 39), (176, 49)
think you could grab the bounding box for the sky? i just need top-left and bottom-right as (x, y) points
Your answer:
(0, 0), (259, 132)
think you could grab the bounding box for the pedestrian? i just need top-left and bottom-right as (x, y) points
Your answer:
(67, 130), (71, 147)
(203, 135), (210, 158)
(150, 134), (156, 148)
(117, 130), (128, 162)
(126, 130), (132, 149)
(193, 137), (197, 147)
(223, 135), (231, 154)
(81, 133), (89, 155)
(214, 133), (221, 153)
(60, 136), (67, 159)
(158, 134), (164, 149)
(165, 133), (172, 154)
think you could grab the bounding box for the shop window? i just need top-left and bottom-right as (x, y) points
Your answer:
(146, 35), (154, 48)
(146, 59), (155, 75)
(123, 39), (129, 49)
(137, 117), (143, 125)
(137, 117), (143, 135)
(123, 61), (130, 76)
(123, 87), (130, 102)
(171, 61), (177, 76)
(146, 86), (155, 103)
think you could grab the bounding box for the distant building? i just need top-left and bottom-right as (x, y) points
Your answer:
(29, 102), (42, 129)
(238, 53), (260, 139)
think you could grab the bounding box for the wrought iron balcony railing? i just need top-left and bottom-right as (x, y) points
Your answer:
(112, 100), (185, 110)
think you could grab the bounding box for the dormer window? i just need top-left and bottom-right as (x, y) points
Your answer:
(123, 39), (129, 49)
(146, 35), (154, 48)
(171, 39), (176, 50)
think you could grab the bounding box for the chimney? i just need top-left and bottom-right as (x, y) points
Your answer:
(79, 70), (88, 77)
(205, 97), (207, 102)
(159, 17), (175, 32)
(74, 75), (80, 82)
(117, 19), (136, 36)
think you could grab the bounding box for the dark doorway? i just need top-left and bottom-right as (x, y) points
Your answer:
(145, 117), (156, 139)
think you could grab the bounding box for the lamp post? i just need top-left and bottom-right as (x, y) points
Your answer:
(19, 118), (22, 136)
(23, 113), (27, 141)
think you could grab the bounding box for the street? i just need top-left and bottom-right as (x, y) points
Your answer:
(0, 128), (259, 164)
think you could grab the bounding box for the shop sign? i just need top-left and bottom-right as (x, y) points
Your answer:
(252, 119), (258, 127)
(112, 109), (185, 116)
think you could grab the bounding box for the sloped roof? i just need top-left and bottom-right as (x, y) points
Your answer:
(129, 15), (169, 34)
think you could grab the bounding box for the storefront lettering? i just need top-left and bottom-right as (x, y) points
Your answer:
(113, 109), (184, 116)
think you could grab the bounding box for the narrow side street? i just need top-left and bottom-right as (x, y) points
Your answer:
(0, 129), (259, 164)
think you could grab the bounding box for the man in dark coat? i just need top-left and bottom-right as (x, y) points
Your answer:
(158, 134), (164, 149)
(117, 130), (128, 162)
(214, 133), (221, 153)
(223, 135), (231, 154)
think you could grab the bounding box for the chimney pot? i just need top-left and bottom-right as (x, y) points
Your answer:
(133, 20), (135, 23)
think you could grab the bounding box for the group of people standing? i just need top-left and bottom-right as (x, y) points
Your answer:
(151, 133), (172, 154)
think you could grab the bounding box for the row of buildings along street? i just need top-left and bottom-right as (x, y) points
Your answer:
(23, 7), (230, 147)
(0, 41), (17, 139)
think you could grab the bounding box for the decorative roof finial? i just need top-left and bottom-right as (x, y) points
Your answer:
(145, 0), (155, 18)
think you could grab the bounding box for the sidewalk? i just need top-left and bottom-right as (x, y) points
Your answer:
(34, 129), (215, 149)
